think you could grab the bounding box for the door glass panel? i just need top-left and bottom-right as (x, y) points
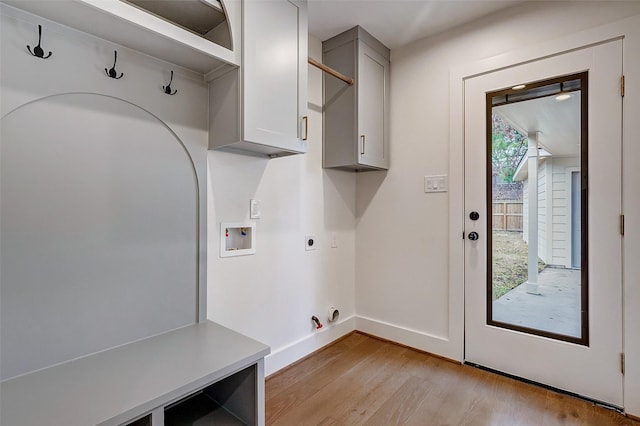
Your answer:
(487, 73), (588, 344)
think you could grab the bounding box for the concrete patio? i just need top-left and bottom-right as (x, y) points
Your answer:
(492, 266), (581, 338)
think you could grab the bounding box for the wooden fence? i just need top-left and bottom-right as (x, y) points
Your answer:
(492, 201), (523, 231)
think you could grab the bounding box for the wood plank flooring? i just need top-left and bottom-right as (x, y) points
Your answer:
(266, 332), (637, 426)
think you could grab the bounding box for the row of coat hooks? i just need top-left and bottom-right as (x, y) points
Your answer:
(104, 51), (176, 94)
(27, 24), (353, 93)
(26, 24), (178, 95)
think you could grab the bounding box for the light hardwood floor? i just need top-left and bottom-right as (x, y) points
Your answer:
(266, 332), (637, 425)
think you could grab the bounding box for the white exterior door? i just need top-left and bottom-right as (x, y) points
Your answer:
(464, 40), (623, 406)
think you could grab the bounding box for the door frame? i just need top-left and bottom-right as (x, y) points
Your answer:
(448, 16), (640, 413)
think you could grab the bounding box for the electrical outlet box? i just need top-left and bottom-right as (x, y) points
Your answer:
(305, 235), (317, 251)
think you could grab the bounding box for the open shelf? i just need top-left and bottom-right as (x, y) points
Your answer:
(165, 393), (245, 425)
(126, 414), (152, 426)
(165, 362), (256, 425)
(2, 0), (239, 74)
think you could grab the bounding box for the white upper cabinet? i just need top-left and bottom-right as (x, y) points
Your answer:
(323, 26), (390, 171)
(2, 0), (241, 74)
(209, 0), (309, 158)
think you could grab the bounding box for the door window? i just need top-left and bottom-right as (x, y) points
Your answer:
(487, 73), (588, 344)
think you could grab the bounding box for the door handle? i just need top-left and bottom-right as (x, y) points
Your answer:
(468, 231), (479, 241)
(360, 135), (365, 155)
(302, 116), (308, 141)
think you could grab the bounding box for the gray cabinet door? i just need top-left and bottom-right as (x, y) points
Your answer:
(357, 42), (388, 169)
(322, 26), (389, 171)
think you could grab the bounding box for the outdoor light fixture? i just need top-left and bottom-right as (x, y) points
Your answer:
(554, 81), (572, 101)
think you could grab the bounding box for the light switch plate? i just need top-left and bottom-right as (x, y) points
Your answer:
(424, 175), (448, 193)
(250, 199), (261, 219)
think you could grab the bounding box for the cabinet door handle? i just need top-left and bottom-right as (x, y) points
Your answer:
(302, 116), (308, 141)
(360, 135), (365, 155)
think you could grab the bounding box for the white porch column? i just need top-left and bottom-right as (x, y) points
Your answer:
(526, 132), (540, 294)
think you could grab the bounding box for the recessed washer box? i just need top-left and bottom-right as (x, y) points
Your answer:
(220, 222), (256, 257)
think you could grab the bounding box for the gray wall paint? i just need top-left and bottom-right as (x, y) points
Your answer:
(0, 6), (208, 380)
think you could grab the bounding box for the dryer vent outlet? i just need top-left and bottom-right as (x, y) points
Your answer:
(328, 307), (339, 323)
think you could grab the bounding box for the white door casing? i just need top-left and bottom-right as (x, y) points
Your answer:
(464, 40), (623, 406)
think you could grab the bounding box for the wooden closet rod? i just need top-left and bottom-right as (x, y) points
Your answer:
(308, 57), (354, 86)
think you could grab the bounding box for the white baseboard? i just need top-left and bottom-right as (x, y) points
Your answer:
(355, 316), (461, 362)
(265, 315), (463, 376)
(265, 315), (356, 376)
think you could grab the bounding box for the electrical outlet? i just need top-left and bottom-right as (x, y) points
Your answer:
(305, 235), (316, 251)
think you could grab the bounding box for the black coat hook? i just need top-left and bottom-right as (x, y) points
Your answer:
(27, 25), (52, 59)
(163, 70), (178, 95)
(105, 50), (124, 79)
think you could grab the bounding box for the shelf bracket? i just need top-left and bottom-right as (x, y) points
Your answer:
(308, 57), (354, 86)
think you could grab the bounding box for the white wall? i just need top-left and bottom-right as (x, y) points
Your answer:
(551, 157), (581, 267)
(521, 159), (551, 263)
(207, 35), (357, 376)
(538, 160), (549, 263)
(355, 0), (640, 415)
(523, 180), (529, 243)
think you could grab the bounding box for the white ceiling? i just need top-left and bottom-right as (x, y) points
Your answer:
(308, 0), (526, 49)
(496, 91), (582, 182)
(495, 92), (582, 158)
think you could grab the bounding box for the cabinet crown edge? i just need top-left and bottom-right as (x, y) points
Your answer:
(322, 25), (390, 60)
